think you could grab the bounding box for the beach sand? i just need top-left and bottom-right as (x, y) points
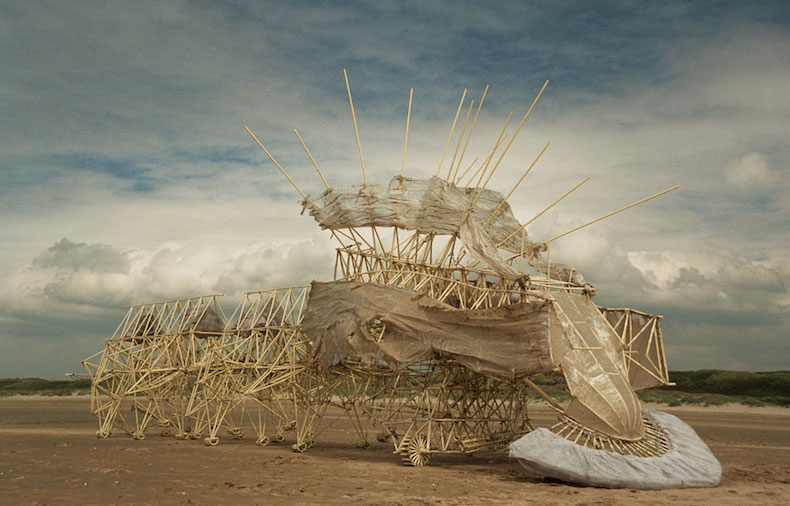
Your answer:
(1, 396), (788, 505)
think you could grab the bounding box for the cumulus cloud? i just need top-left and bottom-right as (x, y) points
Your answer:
(1, 236), (334, 319)
(32, 238), (130, 273)
(2, 2), (790, 377)
(725, 152), (776, 190)
(535, 224), (790, 371)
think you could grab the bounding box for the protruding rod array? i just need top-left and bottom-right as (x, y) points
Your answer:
(244, 125), (305, 198)
(498, 177), (591, 247)
(544, 186), (680, 244)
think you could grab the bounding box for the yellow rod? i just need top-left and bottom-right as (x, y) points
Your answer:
(483, 142), (550, 228)
(464, 132), (509, 187)
(452, 84), (489, 182)
(470, 80), (548, 209)
(446, 99), (474, 180)
(294, 129), (329, 189)
(545, 186), (680, 244)
(244, 125), (304, 198)
(343, 69), (367, 185)
(401, 88), (413, 178)
(473, 112), (513, 189)
(498, 177), (590, 247)
(454, 156), (480, 185)
(435, 89), (468, 176)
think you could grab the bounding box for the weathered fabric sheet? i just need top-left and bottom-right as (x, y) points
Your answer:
(551, 291), (643, 439)
(301, 176), (529, 252)
(182, 305), (224, 335)
(303, 280), (646, 438)
(302, 176), (592, 284)
(509, 409), (722, 489)
(301, 177), (533, 279)
(302, 280), (556, 381)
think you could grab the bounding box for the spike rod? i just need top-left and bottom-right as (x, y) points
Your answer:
(435, 89), (468, 176)
(470, 80), (549, 209)
(244, 125), (304, 198)
(343, 69), (367, 185)
(483, 142), (550, 228)
(402, 88), (413, 177)
(544, 186), (680, 244)
(294, 129), (329, 189)
(452, 84), (489, 181)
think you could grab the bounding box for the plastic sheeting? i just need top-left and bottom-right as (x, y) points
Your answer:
(182, 305), (224, 335)
(301, 176), (529, 252)
(552, 291), (643, 439)
(302, 280), (556, 381)
(302, 176), (589, 284)
(302, 280), (649, 438)
(509, 409), (721, 489)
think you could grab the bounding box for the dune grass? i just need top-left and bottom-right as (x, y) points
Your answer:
(2, 370), (788, 406)
(645, 370), (790, 407)
(527, 369), (790, 407)
(0, 377), (91, 397)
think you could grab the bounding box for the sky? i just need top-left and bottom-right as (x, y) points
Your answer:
(1, 0), (788, 378)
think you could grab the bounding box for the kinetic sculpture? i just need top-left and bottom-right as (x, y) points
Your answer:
(83, 72), (720, 488)
(82, 295), (225, 439)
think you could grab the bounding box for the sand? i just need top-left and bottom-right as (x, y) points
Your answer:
(1, 396), (788, 505)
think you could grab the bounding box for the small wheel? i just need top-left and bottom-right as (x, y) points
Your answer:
(227, 427), (243, 436)
(285, 420), (297, 430)
(306, 433), (316, 449)
(356, 439), (370, 449)
(256, 436), (270, 447)
(204, 437), (219, 446)
(376, 431), (391, 443)
(175, 432), (189, 440)
(160, 428), (171, 437)
(291, 441), (308, 453)
(188, 433), (200, 440)
(132, 431), (145, 441)
(271, 434), (284, 443)
(400, 434), (430, 467)
(96, 430), (111, 439)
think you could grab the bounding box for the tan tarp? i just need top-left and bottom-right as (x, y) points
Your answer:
(302, 280), (555, 380)
(301, 176), (528, 251)
(302, 176), (588, 284)
(551, 292), (643, 439)
(122, 310), (161, 341)
(303, 280), (644, 439)
(302, 177), (531, 280)
(182, 305), (223, 335)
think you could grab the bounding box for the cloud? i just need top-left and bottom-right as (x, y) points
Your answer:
(32, 238), (130, 273)
(2, 236), (334, 317)
(1, 2), (789, 377)
(725, 152), (776, 190)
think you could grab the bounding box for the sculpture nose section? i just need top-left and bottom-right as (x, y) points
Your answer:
(550, 291), (644, 439)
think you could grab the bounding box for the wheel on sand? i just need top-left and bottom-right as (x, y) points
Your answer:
(400, 434), (430, 467)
